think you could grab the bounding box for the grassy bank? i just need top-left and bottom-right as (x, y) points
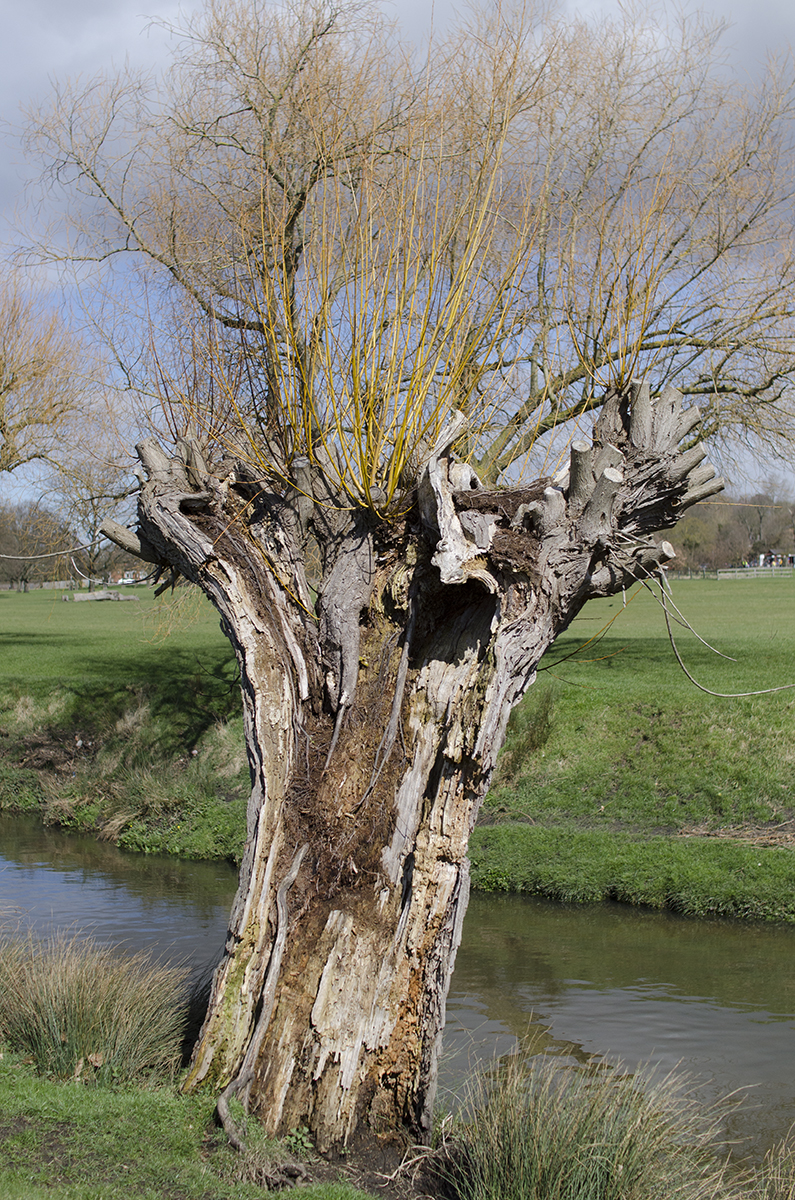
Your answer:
(2, 579), (795, 920)
(476, 576), (795, 918)
(0, 587), (248, 860)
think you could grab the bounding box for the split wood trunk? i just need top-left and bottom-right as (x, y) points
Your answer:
(103, 380), (722, 1152)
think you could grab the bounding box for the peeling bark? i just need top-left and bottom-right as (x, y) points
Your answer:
(102, 379), (722, 1153)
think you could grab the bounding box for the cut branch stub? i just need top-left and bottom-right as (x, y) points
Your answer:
(136, 437), (180, 486)
(318, 521), (375, 712)
(459, 509), (499, 549)
(289, 455), (315, 540)
(684, 463), (717, 491)
(521, 487), (566, 537)
(176, 436), (211, 490)
(567, 440), (594, 512)
(651, 384), (684, 451)
(666, 445), (707, 483)
(593, 388), (628, 447)
(676, 405), (703, 442)
(100, 517), (161, 565)
(628, 378), (653, 450)
(631, 539), (677, 575)
(578, 467), (624, 544)
(592, 443), (624, 477)
(448, 461), (483, 492)
(677, 475), (725, 511)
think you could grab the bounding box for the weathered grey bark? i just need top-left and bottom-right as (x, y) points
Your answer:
(103, 380), (722, 1153)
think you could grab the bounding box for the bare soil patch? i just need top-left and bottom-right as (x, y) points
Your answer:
(678, 818), (795, 849)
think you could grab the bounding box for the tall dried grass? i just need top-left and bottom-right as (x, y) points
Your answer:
(0, 931), (189, 1084)
(433, 1052), (736, 1200)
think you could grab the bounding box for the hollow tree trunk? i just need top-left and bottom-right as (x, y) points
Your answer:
(103, 380), (722, 1153)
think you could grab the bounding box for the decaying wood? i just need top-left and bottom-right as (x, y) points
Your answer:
(65, 589), (139, 602)
(103, 378), (723, 1153)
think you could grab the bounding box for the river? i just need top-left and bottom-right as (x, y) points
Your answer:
(2, 814), (794, 1160)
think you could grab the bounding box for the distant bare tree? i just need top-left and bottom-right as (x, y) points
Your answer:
(0, 502), (74, 588)
(0, 277), (89, 478)
(46, 415), (136, 587)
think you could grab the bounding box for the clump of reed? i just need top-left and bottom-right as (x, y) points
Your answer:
(0, 930), (190, 1084)
(432, 1051), (737, 1200)
(748, 1141), (795, 1200)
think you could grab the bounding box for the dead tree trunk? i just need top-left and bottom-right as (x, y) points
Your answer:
(103, 380), (722, 1153)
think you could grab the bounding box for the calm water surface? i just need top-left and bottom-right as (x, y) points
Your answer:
(443, 893), (795, 1159)
(2, 815), (794, 1159)
(0, 816), (236, 975)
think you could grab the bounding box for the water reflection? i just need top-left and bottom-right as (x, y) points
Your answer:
(0, 814), (237, 974)
(443, 893), (795, 1159)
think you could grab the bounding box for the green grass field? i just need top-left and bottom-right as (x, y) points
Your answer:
(0, 1048), (378, 1200)
(2, 578), (795, 918)
(478, 575), (795, 917)
(0, 586), (238, 739)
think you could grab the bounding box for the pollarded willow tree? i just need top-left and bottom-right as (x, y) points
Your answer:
(26, 0), (795, 1152)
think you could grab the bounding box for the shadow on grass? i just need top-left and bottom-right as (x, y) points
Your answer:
(5, 643), (240, 752)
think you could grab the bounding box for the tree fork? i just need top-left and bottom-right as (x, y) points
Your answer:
(102, 380), (723, 1152)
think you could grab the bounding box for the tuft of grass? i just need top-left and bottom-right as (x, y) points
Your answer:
(433, 1052), (734, 1200)
(748, 1141), (795, 1200)
(0, 931), (189, 1084)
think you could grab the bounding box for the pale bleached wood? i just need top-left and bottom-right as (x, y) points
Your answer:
(567, 439), (594, 511)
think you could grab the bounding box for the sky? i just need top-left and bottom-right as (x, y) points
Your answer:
(1, 0), (794, 496)
(3, 0), (794, 233)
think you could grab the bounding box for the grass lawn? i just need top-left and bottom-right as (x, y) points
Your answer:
(0, 1049), (379, 1200)
(475, 575), (795, 917)
(0, 586), (238, 740)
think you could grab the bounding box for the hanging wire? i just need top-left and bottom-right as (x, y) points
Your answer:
(650, 569), (795, 699)
(0, 538), (102, 560)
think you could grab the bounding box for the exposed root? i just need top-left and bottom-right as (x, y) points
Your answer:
(216, 1076), (248, 1153)
(323, 701), (348, 771)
